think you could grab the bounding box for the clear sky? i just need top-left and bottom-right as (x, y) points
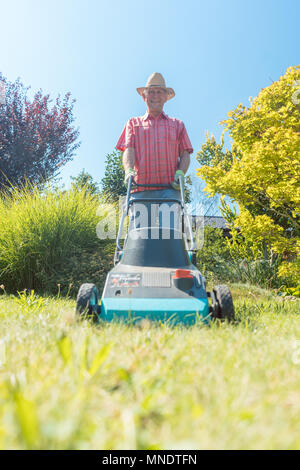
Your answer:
(0, 0), (299, 201)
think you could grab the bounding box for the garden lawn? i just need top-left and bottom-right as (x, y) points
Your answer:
(0, 283), (299, 450)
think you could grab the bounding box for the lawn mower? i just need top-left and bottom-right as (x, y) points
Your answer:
(75, 176), (234, 325)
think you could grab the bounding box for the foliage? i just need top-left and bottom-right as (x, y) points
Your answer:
(183, 175), (192, 204)
(0, 286), (299, 449)
(197, 65), (300, 285)
(197, 130), (242, 172)
(100, 151), (127, 202)
(15, 289), (48, 315)
(0, 183), (115, 294)
(0, 74), (80, 189)
(44, 240), (115, 297)
(70, 169), (101, 196)
(278, 284), (300, 298)
(225, 258), (283, 289)
(196, 226), (282, 288)
(196, 226), (232, 280)
(277, 239), (300, 286)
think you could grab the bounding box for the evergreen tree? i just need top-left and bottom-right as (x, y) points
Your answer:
(100, 151), (126, 202)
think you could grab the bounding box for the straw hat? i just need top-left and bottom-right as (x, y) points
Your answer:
(137, 73), (175, 101)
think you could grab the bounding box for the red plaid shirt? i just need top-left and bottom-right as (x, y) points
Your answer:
(116, 111), (193, 191)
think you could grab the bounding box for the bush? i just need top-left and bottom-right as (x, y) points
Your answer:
(0, 184), (115, 295)
(196, 226), (232, 282)
(196, 226), (285, 289)
(220, 257), (283, 289)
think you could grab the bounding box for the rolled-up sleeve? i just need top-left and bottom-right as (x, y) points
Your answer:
(178, 122), (193, 154)
(116, 119), (135, 152)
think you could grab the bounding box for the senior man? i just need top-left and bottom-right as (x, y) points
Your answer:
(116, 73), (193, 229)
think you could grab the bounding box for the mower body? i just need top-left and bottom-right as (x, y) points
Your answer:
(76, 178), (234, 324)
(100, 226), (210, 325)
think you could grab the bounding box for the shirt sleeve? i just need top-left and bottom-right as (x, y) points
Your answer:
(178, 122), (193, 154)
(116, 119), (135, 151)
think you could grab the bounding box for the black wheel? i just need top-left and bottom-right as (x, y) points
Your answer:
(76, 283), (100, 320)
(211, 285), (235, 321)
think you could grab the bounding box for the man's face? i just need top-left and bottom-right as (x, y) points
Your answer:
(143, 87), (168, 113)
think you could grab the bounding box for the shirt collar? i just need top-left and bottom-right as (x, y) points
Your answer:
(142, 111), (168, 121)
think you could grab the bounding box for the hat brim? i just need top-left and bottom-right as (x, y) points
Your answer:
(137, 86), (175, 101)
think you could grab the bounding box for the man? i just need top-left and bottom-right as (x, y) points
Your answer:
(116, 73), (193, 229)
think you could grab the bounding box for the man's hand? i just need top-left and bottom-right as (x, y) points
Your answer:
(124, 168), (135, 187)
(171, 170), (185, 190)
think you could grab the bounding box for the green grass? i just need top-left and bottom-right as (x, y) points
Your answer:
(0, 284), (299, 450)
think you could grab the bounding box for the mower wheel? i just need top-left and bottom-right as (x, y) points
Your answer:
(211, 285), (235, 321)
(76, 283), (100, 321)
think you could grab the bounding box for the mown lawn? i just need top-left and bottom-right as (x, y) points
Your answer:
(0, 284), (299, 450)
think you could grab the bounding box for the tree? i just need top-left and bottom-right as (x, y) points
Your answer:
(100, 150), (126, 202)
(0, 74), (80, 188)
(196, 65), (300, 285)
(70, 169), (100, 196)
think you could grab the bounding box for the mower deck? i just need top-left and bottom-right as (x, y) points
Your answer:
(100, 264), (210, 325)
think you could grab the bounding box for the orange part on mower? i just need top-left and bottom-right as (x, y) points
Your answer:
(173, 269), (193, 279)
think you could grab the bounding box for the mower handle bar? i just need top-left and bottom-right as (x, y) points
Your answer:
(131, 180), (173, 188)
(128, 198), (183, 207)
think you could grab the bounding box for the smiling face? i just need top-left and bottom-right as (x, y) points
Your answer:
(143, 87), (168, 116)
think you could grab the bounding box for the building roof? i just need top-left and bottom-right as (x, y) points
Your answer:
(192, 215), (229, 230)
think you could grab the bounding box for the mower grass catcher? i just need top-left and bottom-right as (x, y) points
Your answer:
(76, 177), (234, 325)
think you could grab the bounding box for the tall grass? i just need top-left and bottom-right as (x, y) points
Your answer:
(196, 227), (285, 289)
(200, 257), (283, 290)
(0, 184), (112, 294)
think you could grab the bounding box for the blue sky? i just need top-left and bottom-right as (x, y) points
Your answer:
(1, 0), (299, 202)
